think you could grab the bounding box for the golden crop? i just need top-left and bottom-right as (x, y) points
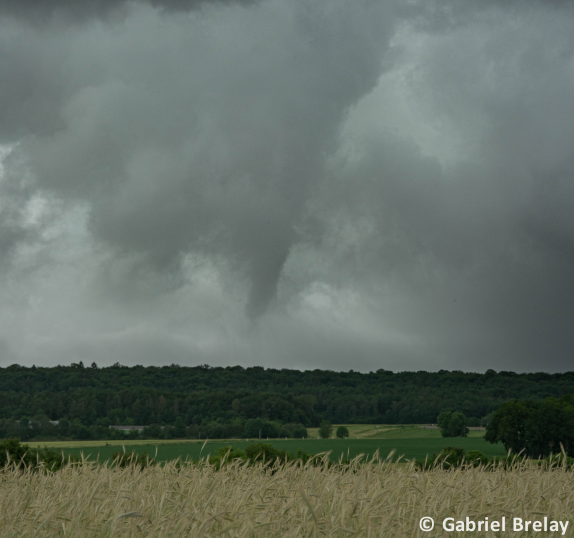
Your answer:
(0, 455), (572, 537)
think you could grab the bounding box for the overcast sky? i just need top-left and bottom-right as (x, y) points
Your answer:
(0, 0), (573, 373)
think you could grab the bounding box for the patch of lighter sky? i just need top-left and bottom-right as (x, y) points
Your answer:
(20, 195), (50, 228)
(157, 255), (251, 354)
(290, 280), (423, 355)
(340, 22), (479, 169)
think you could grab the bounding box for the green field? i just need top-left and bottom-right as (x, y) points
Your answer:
(23, 425), (449, 449)
(24, 424), (502, 463)
(53, 437), (504, 463)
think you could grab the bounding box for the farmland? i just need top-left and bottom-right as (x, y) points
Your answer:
(305, 423), (486, 439)
(0, 425), (555, 537)
(0, 456), (571, 537)
(25, 424), (506, 463)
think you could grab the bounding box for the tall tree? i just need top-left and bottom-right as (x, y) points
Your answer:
(437, 411), (469, 437)
(336, 426), (349, 439)
(319, 420), (333, 439)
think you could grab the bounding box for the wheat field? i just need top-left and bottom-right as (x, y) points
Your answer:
(0, 456), (573, 537)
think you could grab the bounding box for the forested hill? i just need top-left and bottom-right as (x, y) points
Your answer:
(1, 364), (573, 427)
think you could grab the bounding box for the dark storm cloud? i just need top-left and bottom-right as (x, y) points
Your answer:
(308, 0), (574, 371)
(314, 133), (574, 371)
(0, 0), (573, 371)
(4, 0), (395, 318)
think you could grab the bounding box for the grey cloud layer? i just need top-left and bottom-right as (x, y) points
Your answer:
(6, 1), (395, 318)
(0, 0), (257, 23)
(0, 0), (573, 371)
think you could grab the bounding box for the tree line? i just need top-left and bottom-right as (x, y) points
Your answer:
(1, 363), (573, 441)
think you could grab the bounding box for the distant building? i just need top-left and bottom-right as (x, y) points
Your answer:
(109, 425), (146, 431)
(15, 419), (59, 428)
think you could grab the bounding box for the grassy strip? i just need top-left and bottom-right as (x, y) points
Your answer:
(23, 438), (207, 449)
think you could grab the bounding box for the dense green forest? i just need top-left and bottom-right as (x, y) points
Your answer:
(0, 363), (572, 441)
